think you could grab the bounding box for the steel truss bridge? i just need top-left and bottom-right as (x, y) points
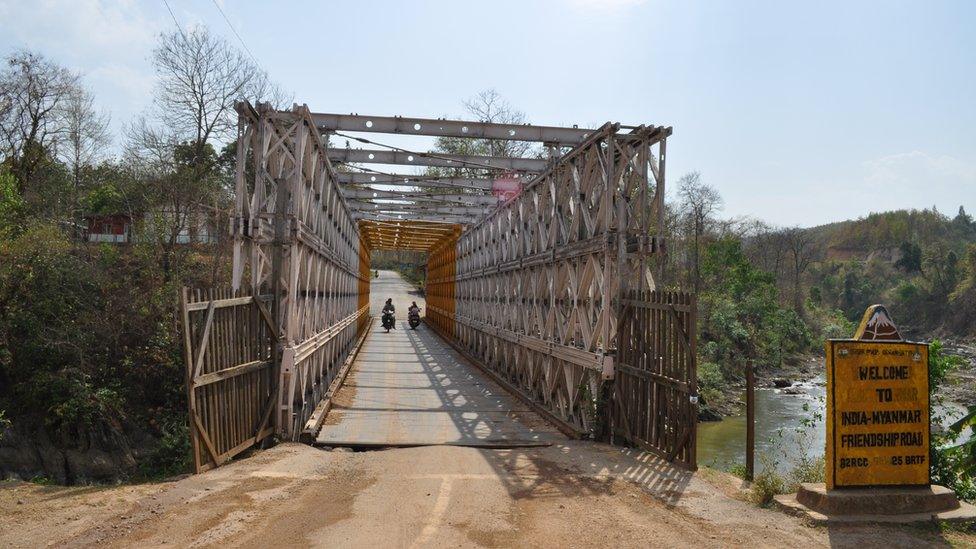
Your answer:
(179, 101), (697, 473)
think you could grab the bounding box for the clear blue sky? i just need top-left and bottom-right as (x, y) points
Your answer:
(1, 0), (973, 227)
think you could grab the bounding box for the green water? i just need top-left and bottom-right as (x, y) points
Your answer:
(697, 379), (826, 475)
(696, 377), (970, 475)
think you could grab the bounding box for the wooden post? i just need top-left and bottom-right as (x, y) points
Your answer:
(746, 359), (755, 481)
(272, 177), (287, 435)
(180, 287), (202, 473)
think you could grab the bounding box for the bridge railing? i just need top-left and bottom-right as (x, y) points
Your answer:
(227, 101), (370, 440)
(427, 123), (680, 444)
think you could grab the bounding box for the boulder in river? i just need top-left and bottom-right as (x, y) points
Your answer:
(698, 407), (723, 422)
(773, 379), (792, 388)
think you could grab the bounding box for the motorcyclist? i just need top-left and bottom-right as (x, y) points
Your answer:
(407, 301), (421, 329)
(382, 298), (396, 330)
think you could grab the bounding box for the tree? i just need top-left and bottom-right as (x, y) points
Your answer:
(677, 172), (722, 294)
(0, 50), (79, 205)
(0, 167), (24, 236)
(60, 86), (110, 227)
(151, 28), (283, 146)
(895, 241), (923, 273)
(746, 220), (789, 291)
(924, 245), (960, 300)
(128, 27), (286, 280)
(459, 89), (532, 158)
(783, 227), (816, 316)
(125, 121), (222, 277)
(426, 90), (536, 187)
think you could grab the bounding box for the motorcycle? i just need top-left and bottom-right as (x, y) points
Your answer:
(381, 311), (396, 332)
(408, 308), (421, 329)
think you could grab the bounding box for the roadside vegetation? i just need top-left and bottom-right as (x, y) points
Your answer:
(0, 28), (285, 483)
(666, 175), (975, 501)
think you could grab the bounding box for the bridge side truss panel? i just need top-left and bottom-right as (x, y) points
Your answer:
(441, 125), (672, 436)
(231, 102), (369, 440)
(427, 228), (460, 337)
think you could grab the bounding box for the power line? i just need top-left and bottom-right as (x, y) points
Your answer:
(161, 0), (189, 41)
(210, 0), (259, 66)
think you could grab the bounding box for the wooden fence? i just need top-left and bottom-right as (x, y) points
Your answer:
(180, 288), (277, 473)
(614, 290), (698, 469)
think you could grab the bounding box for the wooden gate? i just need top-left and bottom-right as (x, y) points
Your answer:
(613, 290), (698, 469)
(179, 288), (277, 473)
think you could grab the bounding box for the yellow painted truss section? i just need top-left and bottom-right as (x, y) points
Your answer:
(424, 227), (460, 338)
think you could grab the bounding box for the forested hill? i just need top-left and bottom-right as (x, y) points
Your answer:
(669, 179), (976, 408)
(800, 207), (976, 337)
(806, 207), (976, 259)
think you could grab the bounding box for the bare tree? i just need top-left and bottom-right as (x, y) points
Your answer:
(125, 117), (222, 277)
(425, 89), (535, 187)
(127, 27), (286, 280)
(783, 226), (816, 315)
(60, 86), (110, 226)
(461, 89), (532, 158)
(0, 50), (79, 196)
(677, 172), (723, 294)
(151, 28), (282, 146)
(746, 221), (790, 291)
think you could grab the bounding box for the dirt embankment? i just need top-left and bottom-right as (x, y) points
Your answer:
(2, 442), (973, 548)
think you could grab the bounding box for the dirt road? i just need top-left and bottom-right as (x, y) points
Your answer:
(2, 442), (971, 548)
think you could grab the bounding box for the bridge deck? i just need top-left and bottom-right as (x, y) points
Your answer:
(315, 317), (562, 448)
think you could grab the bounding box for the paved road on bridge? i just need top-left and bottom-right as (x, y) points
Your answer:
(317, 270), (561, 448)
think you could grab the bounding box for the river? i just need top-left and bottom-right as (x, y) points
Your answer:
(696, 376), (970, 475)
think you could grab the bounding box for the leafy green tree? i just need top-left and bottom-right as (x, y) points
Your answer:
(894, 241), (922, 273)
(698, 237), (810, 377)
(0, 168), (25, 236)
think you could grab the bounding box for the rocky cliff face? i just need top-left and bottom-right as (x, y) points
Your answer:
(0, 419), (155, 484)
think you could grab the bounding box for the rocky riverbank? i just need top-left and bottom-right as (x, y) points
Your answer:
(942, 340), (976, 407)
(698, 340), (976, 423)
(698, 354), (825, 421)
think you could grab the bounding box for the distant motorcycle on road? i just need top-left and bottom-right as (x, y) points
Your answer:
(408, 307), (420, 329)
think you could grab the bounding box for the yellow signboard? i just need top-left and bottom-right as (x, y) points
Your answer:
(826, 340), (929, 489)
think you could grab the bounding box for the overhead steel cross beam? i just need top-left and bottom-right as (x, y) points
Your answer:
(353, 211), (474, 224)
(330, 149), (548, 172)
(312, 112), (598, 146)
(359, 219), (460, 233)
(365, 232), (443, 244)
(359, 218), (461, 252)
(338, 172), (498, 191)
(347, 201), (491, 218)
(343, 189), (498, 206)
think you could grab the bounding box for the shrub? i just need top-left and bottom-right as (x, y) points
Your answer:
(749, 454), (786, 505)
(786, 454), (825, 489)
(0, 222), (190, 479)
(136, 418), (191, 480)
(930, 340), (976, 502)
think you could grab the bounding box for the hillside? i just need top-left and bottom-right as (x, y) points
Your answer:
(808, 206), (976, 257)
(800, 207), (976, 337)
